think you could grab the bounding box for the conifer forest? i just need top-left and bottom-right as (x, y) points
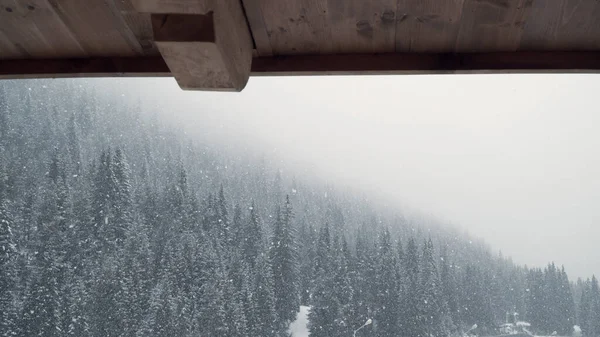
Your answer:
(1, 80), (599, 337)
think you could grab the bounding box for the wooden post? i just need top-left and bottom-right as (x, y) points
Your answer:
(132, 0), (253, 91)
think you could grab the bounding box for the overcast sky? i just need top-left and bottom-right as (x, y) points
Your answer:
(123, 74), (599, 280)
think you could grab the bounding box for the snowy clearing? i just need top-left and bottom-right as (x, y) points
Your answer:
(289, 306), (310, 337)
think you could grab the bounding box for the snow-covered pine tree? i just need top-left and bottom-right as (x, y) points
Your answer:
(21, 158), (71, 337)
(542, 263), (560, 334)
(418, 238), (452, 337)
(315, 222), (332, 276)
(331, 234), (355, 337)
(558, 266), (576, 335)
(0, 179), (18, 337)
(240, 261), (257, 336)
(195, 232), (228, 337)
(461, 265), (495, 333)
(308, 261), (339, 337)
(242, 201), (263, 269)
(90, 259), (123, 337)
(270, 196), (299, 323)
(308, 221), (339, 337)
(164, 166), (188, 240)
(202, 192), (217, 233)
(374, 228), (399, 337)
(440, 246), (459, 332)
(404, 236), (423, 337)
(222, 236), (250, 337)
(250, 252), (280, 337)
(119, 221), (153, 337)
(66, 113), (82, 176)
(222, 270), (248, 337)
(231, 203), (243, 248)
(65, 268), (91, 337)
(92, 150), (117, 254)
(588, 276), (600, 337)
(112, 147), (133, 245)
(579, 279), (591, 336)
(526, 268), (546, 331)
(297, 217), (317, 306)
(395, 238), (408, 334)
(137, 279), (174, 337)
(217, 184), (231, 245)
(21, 265), (61, 337)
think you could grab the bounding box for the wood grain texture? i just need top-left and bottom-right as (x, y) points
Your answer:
(0, 0), (86, 59)
(131, 0), (210, 13)
(455, 0), (533, 52)
(119, 12), (158, 54)
(520, 0), (600, 51)
(104, 0), (148, 54)
(326, 0), (397, 53)
(1, 0), (600, 79)
(0, 29), (23, 59)
(395, 0), (464, 52)
(47, 0), (140, 56)
(241, 0), (273, 56)
(259, 0), (333, 55)
(111, 0), (157, 55)
(149, 0), (253, 91)
(114, 0), (135, 11)
(156, 40), (243, 90)
(151, 14), (215, 42)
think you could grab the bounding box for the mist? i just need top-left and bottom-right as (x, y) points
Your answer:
(113, 74), (600, 280)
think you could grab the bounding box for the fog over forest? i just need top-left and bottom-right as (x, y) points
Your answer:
(1, 78), (599, 337)
(124, 75), (600, 280)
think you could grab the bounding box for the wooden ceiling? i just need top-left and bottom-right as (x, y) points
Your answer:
(1, 0), (600, 90)
(246, 0), (600, 55)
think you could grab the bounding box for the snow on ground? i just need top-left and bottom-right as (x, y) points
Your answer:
(288, 306), (310, 337)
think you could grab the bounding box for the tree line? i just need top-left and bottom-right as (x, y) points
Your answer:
(1, 80), (598, 337)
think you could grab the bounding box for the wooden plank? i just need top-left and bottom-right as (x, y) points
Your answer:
(108, 0), (157, 55)
(113, 0), (158, 54)
(0, 29), (24, 59)
(47, 0), (141, 56)
(250, 52), (600, 75)
(520, 0), (600, 51)
(2, 52), (600, 80)
(241, 0), (273, 56)
(455, 0), (533, 52)
(130, 0), (210, 13)
(258, 0), (333, 55)
(101, 0), (147, 55)
(118, 11), (158, 55)
(0, 57), (170, 79)
(326, 0), (397, 53)
(145, 0), (253, 91)
(115, 0), (136, 11)
(395, 0), (464, 52)
(0, 0), (86, 58)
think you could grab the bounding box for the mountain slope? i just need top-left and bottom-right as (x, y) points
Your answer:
(0, 80), (597, 337)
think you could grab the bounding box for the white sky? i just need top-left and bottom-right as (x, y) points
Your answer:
(123, 74), (600, 280)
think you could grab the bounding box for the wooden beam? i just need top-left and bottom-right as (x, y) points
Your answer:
(395, 0), (464, 53)
(130, 0), (211, 14)
(240, 0), (273, 56)
(1, 52), (600, 80)
(133, 0), (253, 91)
(251, 52), (600, 75)
(0, 57), (170, 79)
